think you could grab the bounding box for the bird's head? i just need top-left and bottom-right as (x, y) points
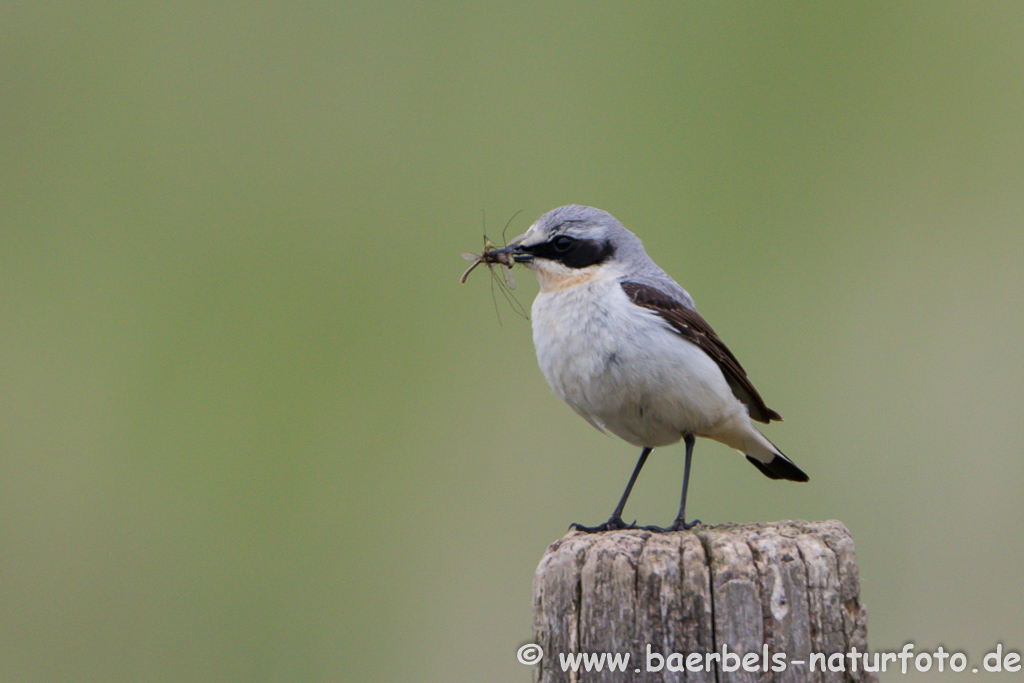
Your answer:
(490, 205), (644, 293)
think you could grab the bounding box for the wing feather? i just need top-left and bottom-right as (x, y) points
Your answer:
(621, 281), (782, 424)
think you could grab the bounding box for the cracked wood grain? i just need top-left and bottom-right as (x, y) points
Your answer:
(532, 520), (875, 683)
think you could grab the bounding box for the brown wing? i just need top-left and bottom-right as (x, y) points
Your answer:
(621, 281), (782, 424)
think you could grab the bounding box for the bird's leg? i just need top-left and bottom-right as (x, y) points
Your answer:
(643, 434), (701, 532)
(570, 447), (651, 533)
(675, 434), (700, 528)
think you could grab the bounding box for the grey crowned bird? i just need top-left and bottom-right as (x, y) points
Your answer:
(487, 205), (808, 532)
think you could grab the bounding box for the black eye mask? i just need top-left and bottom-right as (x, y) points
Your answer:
(521, 236), (616, 269)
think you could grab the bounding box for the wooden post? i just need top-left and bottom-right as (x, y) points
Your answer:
(531, 520), (876, 683)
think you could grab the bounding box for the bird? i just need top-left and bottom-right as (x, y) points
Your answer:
(486, 205), (808, 532)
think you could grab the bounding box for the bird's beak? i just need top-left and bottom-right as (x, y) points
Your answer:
(488, 234), (534, 263)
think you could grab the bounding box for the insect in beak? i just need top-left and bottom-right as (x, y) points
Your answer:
(460, 238), (516, 288)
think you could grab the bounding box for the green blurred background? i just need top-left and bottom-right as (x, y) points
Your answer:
(3, 3), (1023, 681)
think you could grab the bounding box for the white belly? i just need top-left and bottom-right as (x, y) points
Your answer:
(531, 279), (744, 448)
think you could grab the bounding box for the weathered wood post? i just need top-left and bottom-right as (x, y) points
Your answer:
(531, 520), (875, 683)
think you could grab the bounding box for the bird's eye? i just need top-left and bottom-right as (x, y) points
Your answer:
(553, 236), (574, 253)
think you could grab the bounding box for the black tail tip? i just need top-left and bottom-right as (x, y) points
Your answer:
(746, 454), (809, 482)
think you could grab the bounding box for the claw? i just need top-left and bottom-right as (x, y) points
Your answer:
(569, 516), (638, 533)
(642, 518), (702, 533)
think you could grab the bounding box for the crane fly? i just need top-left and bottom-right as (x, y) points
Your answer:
(459, 237), (516, 288)
(459, 211), (528, 323)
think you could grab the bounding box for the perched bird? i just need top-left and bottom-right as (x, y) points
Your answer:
(487, 205), (808, 532)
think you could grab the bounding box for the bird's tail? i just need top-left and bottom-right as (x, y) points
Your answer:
(706, 414), (809, 482)
(743, 428), (809, 482)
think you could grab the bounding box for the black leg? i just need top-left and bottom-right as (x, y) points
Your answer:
(570, 447), (652, 533)
(644, 434), (701, 532)
(675, 434), (700, 529)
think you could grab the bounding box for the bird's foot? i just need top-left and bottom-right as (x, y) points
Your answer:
(642, 518), (702, 533)
(569, 516), (637, 533)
